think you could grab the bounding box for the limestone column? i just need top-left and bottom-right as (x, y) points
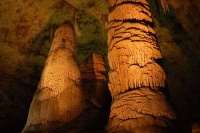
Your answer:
(107, 0), (176, 132)
(22, 22), (86, 132)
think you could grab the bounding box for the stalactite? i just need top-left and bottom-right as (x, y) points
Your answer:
(66, 1), (77, 24)
(74, 18), (82, 36)
(160, 0), (169, 12)
(22, 22), (85, 132)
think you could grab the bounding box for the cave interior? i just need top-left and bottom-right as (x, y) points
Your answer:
(0, 0), (200, 132)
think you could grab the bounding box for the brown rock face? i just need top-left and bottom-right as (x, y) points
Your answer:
(107, 0), (176, 132)
(80, 52), (111, 108)
(22, 22), (86, 132)
(51, 52), (111, 133)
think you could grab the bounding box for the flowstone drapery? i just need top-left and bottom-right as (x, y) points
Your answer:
(106, 0), (176, 132)
(22, 22), (86, 132)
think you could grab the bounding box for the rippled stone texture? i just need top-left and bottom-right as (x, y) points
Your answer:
(107, 0), (176, 132)
(22, 22), (86, 132)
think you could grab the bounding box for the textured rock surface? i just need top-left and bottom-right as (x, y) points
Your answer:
(0, 0), (199, 132)
(106, 0), (175, 132)
(22, 22), (86, 132)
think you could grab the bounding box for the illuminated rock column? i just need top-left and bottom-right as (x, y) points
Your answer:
(80, 52), (111, 108)
(107, 0), (176, 132)
(22, 22), (86, 132)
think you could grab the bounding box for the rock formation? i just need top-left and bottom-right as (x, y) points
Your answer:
(0, 0), (200, 132)
(106, 0), (176, 132)
(22, 22), (86, 132)
(80, 52), (111, 108)
(51, 52), (111, 133)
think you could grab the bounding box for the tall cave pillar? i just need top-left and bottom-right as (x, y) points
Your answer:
(22, 22), (86, 132)
(107, 0), (176, 132)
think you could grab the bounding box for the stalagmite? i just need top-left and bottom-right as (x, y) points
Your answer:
(80, 52), (110, 108)
(22, 22), (86, 132)
(107, 0), (176, 132)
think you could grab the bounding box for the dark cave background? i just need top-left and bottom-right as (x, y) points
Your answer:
(0, 0), (200, 132)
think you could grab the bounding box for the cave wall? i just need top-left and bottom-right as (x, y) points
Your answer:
(0, 0), (200, 132)
(151, 0), (200, 121)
